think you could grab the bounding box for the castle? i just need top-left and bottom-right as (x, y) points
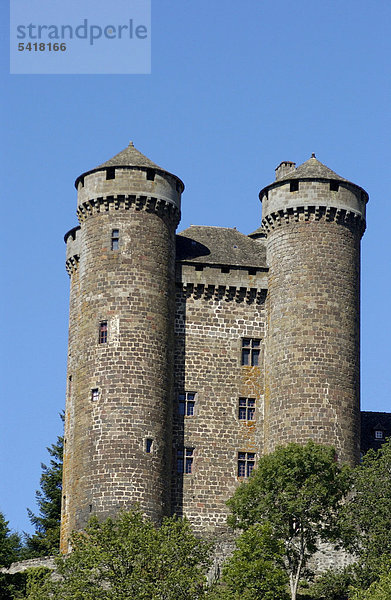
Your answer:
(60, 141), (384, 552)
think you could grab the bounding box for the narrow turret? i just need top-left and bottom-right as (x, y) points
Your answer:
(260, 155), (367, 464)
(60, 142), (184, 551)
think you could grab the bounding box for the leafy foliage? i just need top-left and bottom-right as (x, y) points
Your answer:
(0, 512), (24, 600)
(309, 566), (355, 600)
(227, 441), (352, 600)
(27, 509), (212, 600)
(209, 523), (289, 600)
(25, 415), (63, 557)
(350, 559), (391, 600)
(342, 438), (391, 583)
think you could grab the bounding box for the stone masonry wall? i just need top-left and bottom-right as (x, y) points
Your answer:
(61, 184), (179, 550)
(264, 214), (361, 464)
(173, 263), (267, 534)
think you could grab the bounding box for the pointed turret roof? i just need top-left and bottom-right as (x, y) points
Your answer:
(97, 141), (163, 170)
(259, 154), (368, 202)
(75, 141), (184, 191)
(278, 154), (347, 182)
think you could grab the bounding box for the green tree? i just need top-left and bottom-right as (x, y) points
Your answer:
(0, 512), (24, 600)
(208, 523), (288, 600)
(342, 438), (391, 584)
(351, 559), (391, 600)
(27, 509), (212, 600)
(226, 441), (352, 600)
(25, 414), (63, 557)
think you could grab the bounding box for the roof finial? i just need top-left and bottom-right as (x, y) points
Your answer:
(129, 141), (134, 147)
(311, 152), (316, 158)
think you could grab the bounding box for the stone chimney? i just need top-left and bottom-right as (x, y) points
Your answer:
(275, 161), (296, 180)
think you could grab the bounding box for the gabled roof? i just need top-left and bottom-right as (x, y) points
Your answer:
(278, 155), (348, 182)
(176, 225), (267, 268)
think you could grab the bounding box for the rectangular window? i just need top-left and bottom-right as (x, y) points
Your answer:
(145, 438), (153, 453)
(330, 181), (339, 192)
(375, 430), (384, 439)
(241, 338), (261, 366)
(106, 167), (115, 180)
(238, 398), (255, 421)
(178, 392), (196, 416)
(238, 452), (255, 477)
(91, 388), (99, 402)
(146, 168), (155, 181)
(177, 447), (194, 474)
(99, 321), (108, 344)
(111, 229), (119, 251)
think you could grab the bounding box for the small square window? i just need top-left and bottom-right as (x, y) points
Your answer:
(91, 388), (99, 402)
(178, 392), (196, 416)
(177, 447), (194, 474)
(238, 451), (255, 477)
(241, 338), (261, 366)
(330, 181), (339, 192)
(375, 430), (384, 439)
(238, 398), (255, 421)
(290, 181), (299, 192)
(99, 321), (108, 344)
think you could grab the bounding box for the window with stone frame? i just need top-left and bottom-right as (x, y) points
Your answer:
(238, 398), (255, 421)
(99, 321), (108, 344)
(91, 388), (99, 402)
(177, 447), (194, 474)
(178, 392), (196, 416)
(241, 338), (261, 366)
(238, 452), (255, 477)
(111, 229), (119, 250)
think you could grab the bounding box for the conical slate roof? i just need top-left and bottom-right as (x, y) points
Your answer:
(97, 141), (163, 170)
(278, 154), (348, 182)
(75, 142), (184, 190)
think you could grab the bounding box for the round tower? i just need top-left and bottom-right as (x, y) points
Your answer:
(261, 155), (368, 465)
(60, 142), (184, 552)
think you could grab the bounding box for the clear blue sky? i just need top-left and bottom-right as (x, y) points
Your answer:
(1, 0), (390, 536)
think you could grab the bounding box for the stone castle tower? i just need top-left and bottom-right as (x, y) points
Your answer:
(60, 144), (367, 551)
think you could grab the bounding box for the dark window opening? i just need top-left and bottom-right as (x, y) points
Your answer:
(146, 169), (155, 181)
(248, 268), (257, 275)
(79, 177), (84, 188)
(91, 388), (99, 402)
(195, 265), (204, 271)
(146, 438), (153, 453)
(290, 181), (299, 192)
(221, 267), (230, 273)
(330, 181), (339, 191)
(239, 398), (256, 421)
(238, 452), (255, 477)
(178, 392), (196, 416)
(241, 338), (261, 366)
(62, 495), (66, 510)
(111, 229), (119, 251)
(89, 504), (93, 513)
(177, 447), (194, 474)
(106, 167), (115, 180)
(99, 321), (108, 344)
